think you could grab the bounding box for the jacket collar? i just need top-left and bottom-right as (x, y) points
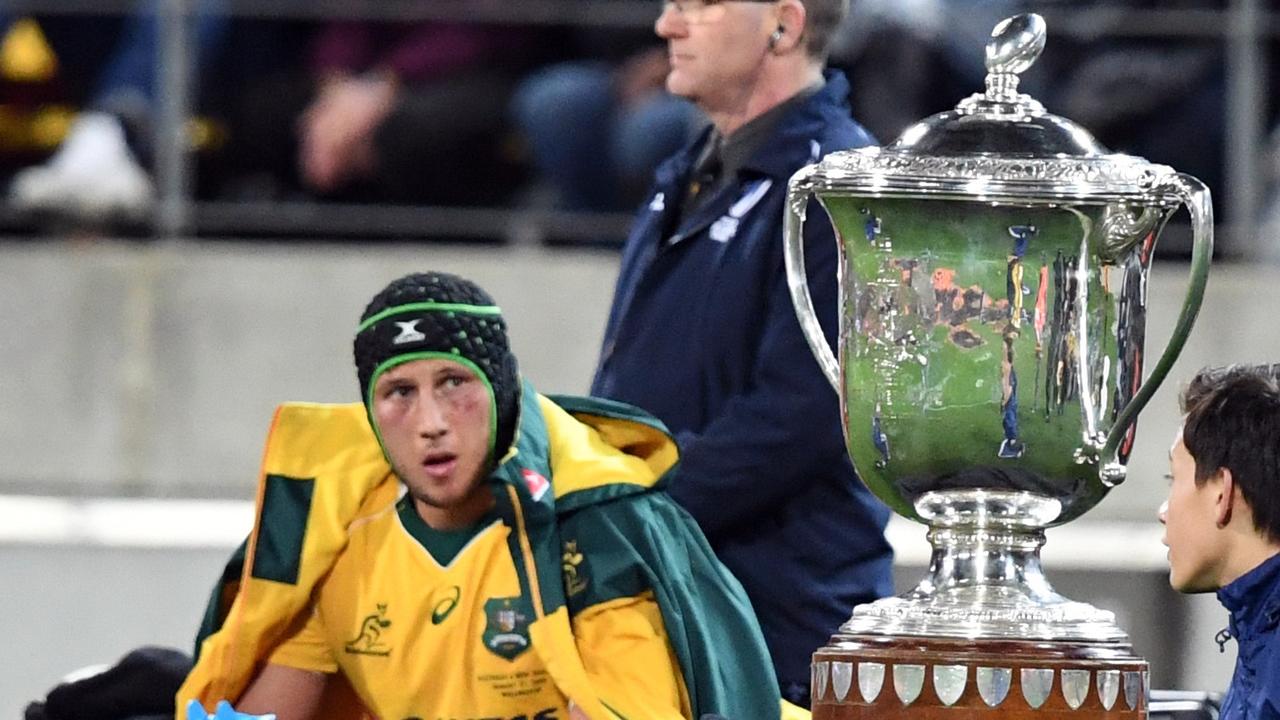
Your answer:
(653, 126), (710, 192)
(719, 81), (821, 180)
(1219, 551), (1280, 640)
(740, 69), (852, 179)
(645, 70), (853, 245)
(651, 69), (853, 189)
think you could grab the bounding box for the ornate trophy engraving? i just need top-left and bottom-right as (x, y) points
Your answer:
(784, 14), (1212, 718)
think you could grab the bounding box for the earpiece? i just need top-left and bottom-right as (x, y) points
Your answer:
(768, 26), (785, 50)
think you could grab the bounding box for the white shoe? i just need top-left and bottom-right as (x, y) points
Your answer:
(10, 112), (155, 220)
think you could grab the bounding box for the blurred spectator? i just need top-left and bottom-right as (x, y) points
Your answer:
(1261, 124), (1280, 264)
(833, 0), (960, 142)
(1041, 3), (1227, 207)
(511, 1), (701, 216)
(512, 51), (699, 213)
(1, 2), (228, 221)
(512, 50), (700, 213)
(836, 0), (1239, 230)
(225, 19), (552, 206)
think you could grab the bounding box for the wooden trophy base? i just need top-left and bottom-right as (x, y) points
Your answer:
(812, 633), (1148, 719)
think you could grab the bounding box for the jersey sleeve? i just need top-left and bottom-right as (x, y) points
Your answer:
(264, 604), (340, 674)
(571, 592), (688, 719)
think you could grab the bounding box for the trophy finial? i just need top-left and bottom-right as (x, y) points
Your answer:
(983, 13), (1046, 102)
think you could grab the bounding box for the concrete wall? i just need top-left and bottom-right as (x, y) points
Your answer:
(0, 241), (618, 497)
(2, 241), (1276, 713)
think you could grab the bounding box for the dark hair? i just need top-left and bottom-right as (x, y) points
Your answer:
(1180, 364), (1280, 542)
(799, 0), (849, 62)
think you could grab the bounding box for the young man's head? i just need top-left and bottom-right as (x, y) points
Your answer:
(655, 0), (848, 129)
(1159, 364), (1280, 592)
(353, 272), (520, 528)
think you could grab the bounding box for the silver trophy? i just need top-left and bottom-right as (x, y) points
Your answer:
(784, 13), (1212, 643)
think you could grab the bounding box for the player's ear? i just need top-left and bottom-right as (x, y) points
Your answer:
(1212, 467), (1235, 529)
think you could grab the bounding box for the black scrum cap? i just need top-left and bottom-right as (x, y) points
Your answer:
(354, 272), (520, 465)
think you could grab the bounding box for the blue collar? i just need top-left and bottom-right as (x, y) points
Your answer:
(1219, 551), (1280, 636)
(651, 69), (856, 188)
(740, 69), (853, 179)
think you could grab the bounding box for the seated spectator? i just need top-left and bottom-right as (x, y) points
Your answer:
(225, 20), (552, 206)
(179, 271), (799, 720)
(2, 1), (228, 221)
(512, 49), (700, 213)
(510, 0), (701, 218)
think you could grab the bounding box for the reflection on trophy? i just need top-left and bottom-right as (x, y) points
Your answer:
(784, 14), (1213, 718)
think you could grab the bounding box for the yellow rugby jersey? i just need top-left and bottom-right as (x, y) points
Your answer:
(269, 497), (569, 720)
(181, 395), (787, 720)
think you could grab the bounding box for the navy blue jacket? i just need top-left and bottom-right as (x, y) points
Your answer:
(591, 71), (894, 699)
(1219, 551), (1280, 720)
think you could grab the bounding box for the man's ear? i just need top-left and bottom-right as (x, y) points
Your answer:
(1213, 467), (1235, 528)
(773, 0), (807, 53)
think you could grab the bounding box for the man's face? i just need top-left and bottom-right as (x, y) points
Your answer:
(655, 0), (776, 110)
(372, 358), (493, 525)
(1159, 431), (1226, 593)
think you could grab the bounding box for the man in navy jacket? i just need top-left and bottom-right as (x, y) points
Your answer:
(1160, 364), (1280, 720)
(591, 0), (893, 706)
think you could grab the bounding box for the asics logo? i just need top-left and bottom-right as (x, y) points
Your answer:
(431, 586), (461, 625)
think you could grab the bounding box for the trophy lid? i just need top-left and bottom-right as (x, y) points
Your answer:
(808, 14), (1179, 203)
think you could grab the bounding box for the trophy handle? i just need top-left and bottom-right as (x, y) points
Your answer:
(1098, 173), (1213, 483)
(783, 167), (842, 393)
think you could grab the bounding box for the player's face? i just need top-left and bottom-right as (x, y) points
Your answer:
(1159, 431), (1226, 593)
(372, 358), (493, 529)
(655, 0), (775, 112)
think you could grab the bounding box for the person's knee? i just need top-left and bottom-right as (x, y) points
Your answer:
(511, 62), (614, 134)
(614, 95), (699, 181)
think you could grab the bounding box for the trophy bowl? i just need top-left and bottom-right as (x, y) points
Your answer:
(784, 12), (1212, 648)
